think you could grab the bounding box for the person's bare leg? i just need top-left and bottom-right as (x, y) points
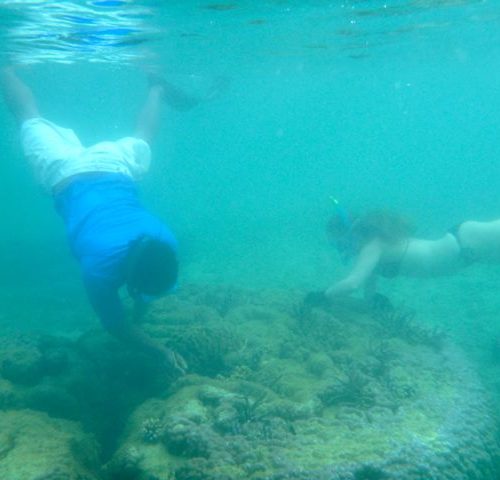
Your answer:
(0, 67), (39, 123)
(134, 84), (164, 144)
(135, 75), (203, 144)
(134, 72), (231, 143)
(148, 73), (201, 112)
(459, 220), (500, 262)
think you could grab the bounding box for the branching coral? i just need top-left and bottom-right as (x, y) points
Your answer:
(163, 416), (214, 458)
(163, 325), (242, 376)
(140, 417), (165, 444)
(290, 306), (346, 354)
(318, 365), (375, 408)
(199, 286), (244, 317)
(233, 390), (269, 424)
(372, 306), (447, 351)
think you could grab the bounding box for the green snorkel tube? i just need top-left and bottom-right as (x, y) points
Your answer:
(329, 196), (355, 264)
(329, 196), (351, 228)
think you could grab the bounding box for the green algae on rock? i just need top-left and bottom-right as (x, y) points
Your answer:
(0, 285), (498, 479)
(107, 285), (500, 480)
(0, 409), (99, 480)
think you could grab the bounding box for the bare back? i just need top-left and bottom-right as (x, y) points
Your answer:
(397, 233), (461, 277)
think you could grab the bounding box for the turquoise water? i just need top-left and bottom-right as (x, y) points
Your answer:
(1, 1), (500, 478)
(1, 1), (500, 285)
(0, 0), (499, 361)
(2, 1), (500, 292)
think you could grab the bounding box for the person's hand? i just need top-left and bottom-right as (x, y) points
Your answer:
(161, 347), (188, 377)
(303, 290), (328, 307)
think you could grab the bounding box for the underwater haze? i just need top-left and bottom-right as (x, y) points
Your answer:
(2, 1), (500, 479)
(2, 0), (500, 294)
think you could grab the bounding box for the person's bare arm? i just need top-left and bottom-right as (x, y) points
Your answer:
(85, 278), (186, 377)
(109, 320), (187, 377)
(325, 240), (382, 299)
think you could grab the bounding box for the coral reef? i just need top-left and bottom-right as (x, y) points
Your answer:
(0, 285), (499, 479)
(372, 304), (447, 351)
(106, 286), (500, 480)
(318, 363), (375, 407)
(159, 324), (243, 376)
(0, 410), (99, 480)
(140, 417), (165, 444)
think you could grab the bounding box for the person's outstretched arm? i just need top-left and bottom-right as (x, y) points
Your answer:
(84, 277), (186, 377)
(325, 239), (382, 299)
(0, 67), (39, 123)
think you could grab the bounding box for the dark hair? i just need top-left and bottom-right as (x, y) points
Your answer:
(126, 236), (178, 297)
(326, 211), (354, 239)
(327, 208), (414, 259)
(350, 210), (414, 247)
